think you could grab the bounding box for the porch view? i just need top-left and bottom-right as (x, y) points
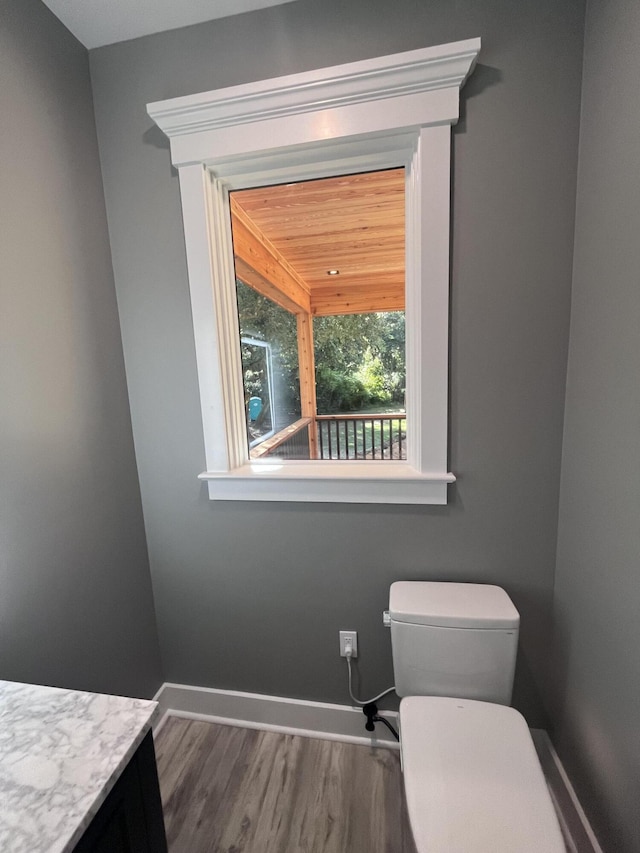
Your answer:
(231, 169), (406, 462)
(250, 413), (407, 461)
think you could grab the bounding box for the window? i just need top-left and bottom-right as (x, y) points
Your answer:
(232, 169), (407, 463)
(147, 38), (481, 503)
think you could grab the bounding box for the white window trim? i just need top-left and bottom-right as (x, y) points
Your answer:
(147, 38), (480, 504)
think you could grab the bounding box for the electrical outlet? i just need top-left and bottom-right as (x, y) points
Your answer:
(339, 630), (358, 658)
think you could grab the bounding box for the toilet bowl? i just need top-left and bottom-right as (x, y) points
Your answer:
(387, 582), (565, 853)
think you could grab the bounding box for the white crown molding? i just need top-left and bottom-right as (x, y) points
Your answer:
(147, 39), (480, 140)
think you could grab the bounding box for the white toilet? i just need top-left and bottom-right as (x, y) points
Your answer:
(387, 581), (565, 853)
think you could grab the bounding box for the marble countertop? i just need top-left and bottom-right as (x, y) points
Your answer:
(0, 680), (158, 853)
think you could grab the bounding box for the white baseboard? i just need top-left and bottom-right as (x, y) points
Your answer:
(531, 730), (604, 853)
(152, 682), (399, 749)
(151, 683), (601, 853)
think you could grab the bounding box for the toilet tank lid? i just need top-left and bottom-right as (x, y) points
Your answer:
(389, 582), (519, 629)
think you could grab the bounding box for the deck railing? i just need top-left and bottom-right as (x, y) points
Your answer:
(250, 413), (406, 461)
(316, 413), (406, 460)
(249, 417), (312, 460)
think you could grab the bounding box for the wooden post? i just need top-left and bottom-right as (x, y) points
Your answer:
(297, 312), (318, 459)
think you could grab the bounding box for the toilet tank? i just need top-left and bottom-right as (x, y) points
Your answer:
(388, 582), (520, 705)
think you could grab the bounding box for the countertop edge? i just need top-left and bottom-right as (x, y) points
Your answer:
(61, 703), (159, 853)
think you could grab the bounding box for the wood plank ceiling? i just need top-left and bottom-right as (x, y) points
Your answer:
(230, 168), (405, 316)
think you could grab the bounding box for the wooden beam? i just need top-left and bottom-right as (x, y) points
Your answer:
(231, 196), (311, 314)
(297, 313), (319, 458)
(311, 282), (404, 316)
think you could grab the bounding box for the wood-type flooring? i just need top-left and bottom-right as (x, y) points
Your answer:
(155, 716), (416, 853)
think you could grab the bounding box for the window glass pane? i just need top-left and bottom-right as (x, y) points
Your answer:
(314, 312), (405, 413)
(313, 311), (406, 460)
(236, 280), (301, 454)
(231, 168), (406, 462)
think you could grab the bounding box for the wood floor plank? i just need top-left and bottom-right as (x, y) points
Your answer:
(279, 735), (325, 853)
(216, 729), (291, 852)
(161, 721), (228, 849)
(294, 738), (348, 853)
(156, 718), (218, 819)
(155, 718), (416, 853)
(250, 732), (306, 847)
(190, 725), (261, 852)
(171, 722), (260, 852)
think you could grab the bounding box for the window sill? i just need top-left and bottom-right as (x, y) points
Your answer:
(198, 462), (455, 504)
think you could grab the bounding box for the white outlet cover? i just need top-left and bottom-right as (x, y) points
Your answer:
(339, 630), (358, 658)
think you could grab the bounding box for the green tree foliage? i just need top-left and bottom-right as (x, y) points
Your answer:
(314, 313), (405, 411)
(236, 279), (405, 416)
(355, 349), (390, 403)
(314, 366), (369, 412)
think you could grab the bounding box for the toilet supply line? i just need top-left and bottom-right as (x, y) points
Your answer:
(344, 646), (396, 705)
(345, 647), (399, 741)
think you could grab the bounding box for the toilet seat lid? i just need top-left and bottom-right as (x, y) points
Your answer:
(399, 696), (565, 853)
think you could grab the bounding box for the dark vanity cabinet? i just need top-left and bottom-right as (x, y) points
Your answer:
(73, 732), (168, 853)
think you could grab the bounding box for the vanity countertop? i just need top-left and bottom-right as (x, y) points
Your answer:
(0, 679), (158, 853)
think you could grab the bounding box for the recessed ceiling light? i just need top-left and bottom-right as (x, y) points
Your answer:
(327, 269), (340, 275)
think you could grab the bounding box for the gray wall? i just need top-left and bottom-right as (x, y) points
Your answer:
(551, 0), (640, 849)
(90, 0), (584, 722)
(0, 0), (162, 698)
